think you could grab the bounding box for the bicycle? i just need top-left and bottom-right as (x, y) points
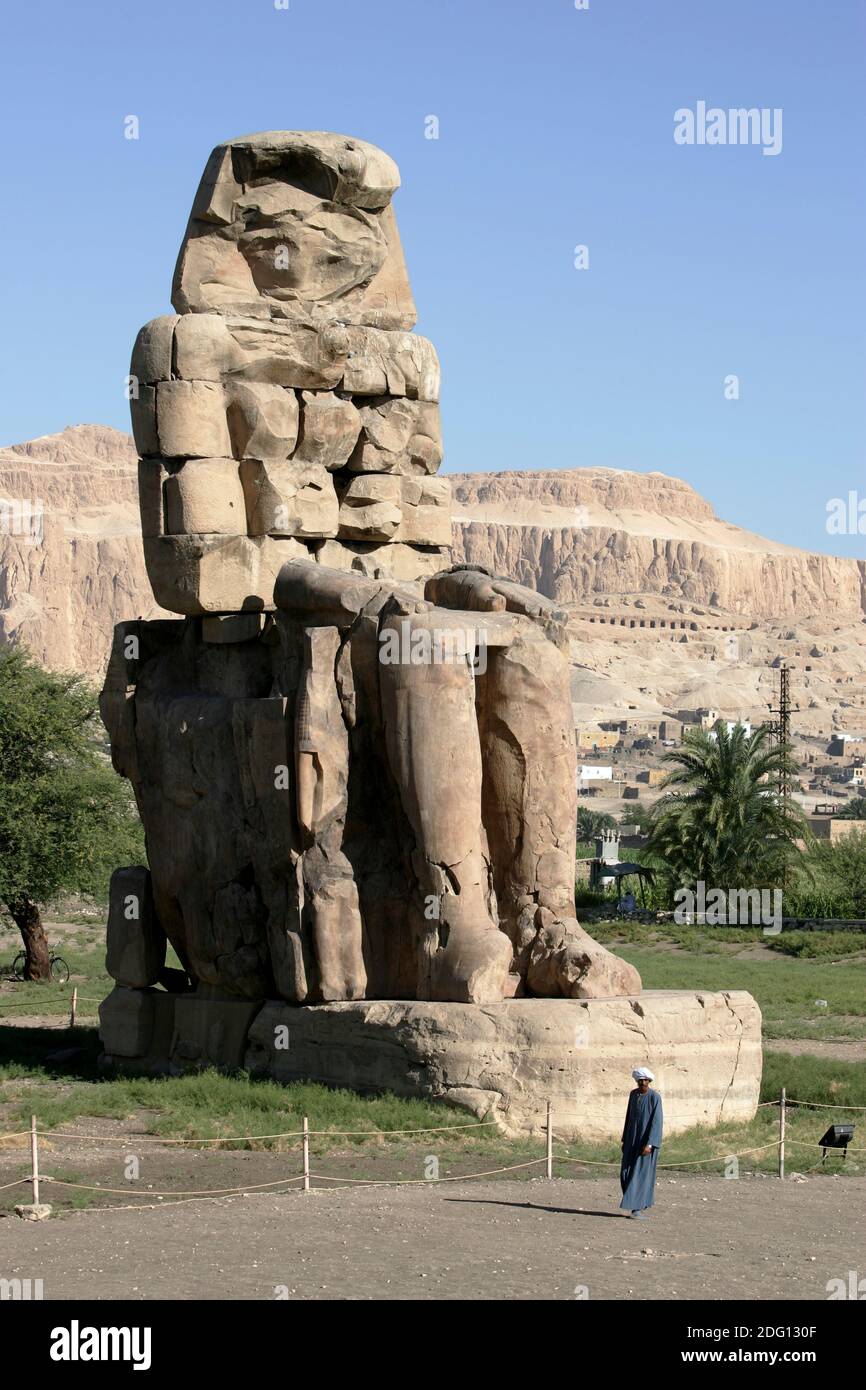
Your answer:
(10, 949), (70, 984)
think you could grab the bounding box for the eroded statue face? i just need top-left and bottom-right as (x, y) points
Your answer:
(172, 131), (416, 329)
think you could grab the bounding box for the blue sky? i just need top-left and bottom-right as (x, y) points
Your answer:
(1, 0), (864, 556)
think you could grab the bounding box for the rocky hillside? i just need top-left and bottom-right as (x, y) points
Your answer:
(451, 470), (865, 620)
(0, 425), (165, 676)
(1, 428), (863, 676)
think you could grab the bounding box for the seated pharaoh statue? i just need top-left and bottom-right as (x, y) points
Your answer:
(101, 130), (642, 1010)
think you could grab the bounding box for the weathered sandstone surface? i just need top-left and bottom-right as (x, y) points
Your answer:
(246, 991), (762, 1138)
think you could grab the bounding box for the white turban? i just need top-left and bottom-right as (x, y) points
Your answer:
(632, 1067), (654, 1081)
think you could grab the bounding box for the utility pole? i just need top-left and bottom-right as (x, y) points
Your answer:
(766, 664), (799, 803)
(766, 664), (800, 898)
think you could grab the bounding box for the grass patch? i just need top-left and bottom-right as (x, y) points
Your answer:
(764, 931), (866, 959)
(0, 1037), (514, 1153)
(613, 945), (866, 1039)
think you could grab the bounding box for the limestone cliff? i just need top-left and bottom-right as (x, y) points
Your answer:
(2, 433), (863, 676)
(0, 425), (166, 676)
(451, 470), (866, 620)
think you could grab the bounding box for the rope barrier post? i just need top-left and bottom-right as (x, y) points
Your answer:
(30, 1114), (40, 1206)
(302, 1116), (310, 1192)
(779, 1087), (786, 1181)
(70, 986), (77, 1029)
(546, 1102), (553, 1180)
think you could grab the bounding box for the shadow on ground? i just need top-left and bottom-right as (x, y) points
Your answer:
(0, 1023), (101, 1076)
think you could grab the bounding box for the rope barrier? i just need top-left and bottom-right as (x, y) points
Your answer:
(786, 1137), (866, 1154)
(33, 1118), (500, 1145)
(787, 1154), (832, 1177)
(785, 1097), (866, 1112)
(307, 1158), (546, 1187)
(306, 1120), (500, 1136)
(551, 1140), (782, 1170)
(37, 1129), (305, 1146)
(42, 1173), (307, 1198)
(0, 1176), (30, 1192)
(0, 996), (102, 1008)
(0, 1001), (76, 1013)
(0, 1130), (34, 1142)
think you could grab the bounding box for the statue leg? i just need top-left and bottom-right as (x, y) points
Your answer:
(294, 625), (367, 1001)
(378, 612), (512, 1003)
(477, 619), (642, 999)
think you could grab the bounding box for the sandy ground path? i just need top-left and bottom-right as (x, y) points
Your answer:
(2, 1173), (864, 1301)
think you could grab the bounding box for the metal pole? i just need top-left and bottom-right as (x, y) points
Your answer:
(302, 1115), (310, 1192)
(779, 1087), (786, 1181)
(546, 1102), (553, 1180)
(30, 1114), (40, 1206)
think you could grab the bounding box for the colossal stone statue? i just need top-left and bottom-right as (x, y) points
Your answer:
(99, 130), (643, 1083)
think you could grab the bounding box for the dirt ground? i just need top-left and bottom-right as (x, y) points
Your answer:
(2, 1172), (863, 1300)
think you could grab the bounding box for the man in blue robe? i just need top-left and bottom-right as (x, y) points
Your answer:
(619, 1066), (663, 1218)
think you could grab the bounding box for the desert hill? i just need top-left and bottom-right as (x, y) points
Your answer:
(1, 428), (864, 743)
(451, 470), (865, 620)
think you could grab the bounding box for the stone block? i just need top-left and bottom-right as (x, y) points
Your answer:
(143, 533), (311, 614)
(340, 327), (440, 400)
(129, 385), (158, 457)
(106, 866), (166, 988)
(397, 475), (452, 545)
(224, 318), (349, 390)
(240, 459), (338, 538)
(170, 995), (264, 1073)
(349, 397), (442, 475)
(137, 457), (169, 538)
(295, 390), (361, 469)
(173, 313), (245, 380)
(315, 538), (449, 583)
(156, 380), (231, 459)
(163, 457), (246, 535)
(99, 986), (156, 1058)
(226, 381), (299, 461)
(337, 473), (402, 540)
(130, 316), (178, 386)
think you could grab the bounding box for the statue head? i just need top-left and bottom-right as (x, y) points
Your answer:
(172, 131), (416, 330)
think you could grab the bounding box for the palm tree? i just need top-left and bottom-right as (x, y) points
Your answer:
(576, 808), (616, 843)
(645, 722), (806, 893)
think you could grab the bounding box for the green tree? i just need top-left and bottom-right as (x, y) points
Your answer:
(645, 722), (806, 895)
(837, 796), (866, 821)
(0, 646), (144, 979)
(788, 830), (866, 918)
(576, 807), (616, 843)
(621, 804), (652, 833)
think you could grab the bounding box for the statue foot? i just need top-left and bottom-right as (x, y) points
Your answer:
(526, 914), (642, 999)
(428, 895), (513, 1004)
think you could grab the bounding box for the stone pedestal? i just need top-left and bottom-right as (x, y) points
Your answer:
(99, 985), (761, 1139)
(243, 990), (761, 1139)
